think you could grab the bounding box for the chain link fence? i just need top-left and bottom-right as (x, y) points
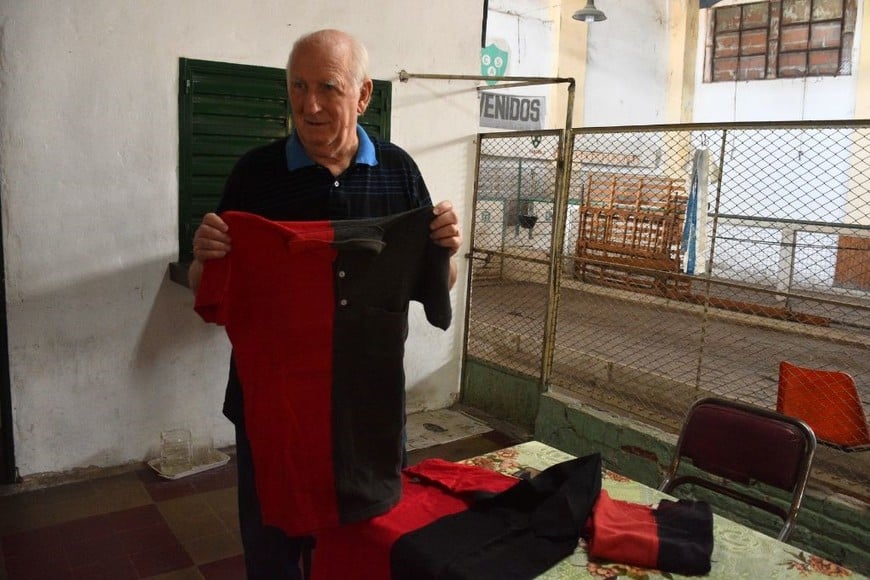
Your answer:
(466, 121), (870, 500)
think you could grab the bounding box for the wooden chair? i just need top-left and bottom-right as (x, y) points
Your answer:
(777, 361), (870, 451)
(660, 397), (817, 542)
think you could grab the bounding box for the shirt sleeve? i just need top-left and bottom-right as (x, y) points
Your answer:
(404, 156), (449, 328)
(416, 232), (452, 331)
(194, 254), (231, 325)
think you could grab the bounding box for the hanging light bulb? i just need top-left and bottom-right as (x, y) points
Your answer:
(572, 0), (607, 23)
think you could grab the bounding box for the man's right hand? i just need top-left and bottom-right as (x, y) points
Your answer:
(193, 212), (232, 262)
(188, 212), (232, 292)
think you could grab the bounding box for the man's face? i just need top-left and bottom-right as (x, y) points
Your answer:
(288, 41), (371, 161)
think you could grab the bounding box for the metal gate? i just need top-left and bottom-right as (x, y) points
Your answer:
(466, 120), (870, 499)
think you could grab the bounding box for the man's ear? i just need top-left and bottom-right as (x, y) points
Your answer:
(357, 78), (373, 115)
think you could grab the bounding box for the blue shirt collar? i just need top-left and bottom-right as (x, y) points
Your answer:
(286, 125), (378, 171)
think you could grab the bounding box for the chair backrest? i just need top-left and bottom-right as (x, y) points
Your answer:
(660, 397), (816, 542)
(777, 360), (870, 449)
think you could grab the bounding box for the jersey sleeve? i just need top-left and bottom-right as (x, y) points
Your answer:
(405, 155), (449, 328)
(193, 255), (231, 326)
(417, 239), (452, 331)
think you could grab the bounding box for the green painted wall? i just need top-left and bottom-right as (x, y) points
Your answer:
(461, 358), (870, 576)
(461, 357), (540, 432)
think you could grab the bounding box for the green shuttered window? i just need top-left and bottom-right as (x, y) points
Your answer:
(175, 57), (392, 276)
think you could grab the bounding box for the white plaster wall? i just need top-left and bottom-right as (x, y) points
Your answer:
(0, 1), (481, 476)
(487, 0), (556, 79)
(693, 71), (859, 122)
(486, 0), (557, 125)
(483, 0), (673, 130)
(583, 0), (671, 126)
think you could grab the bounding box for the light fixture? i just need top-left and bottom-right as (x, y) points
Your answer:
(572, 0), (607, 24)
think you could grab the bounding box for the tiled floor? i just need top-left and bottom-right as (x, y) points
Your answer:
(0, 410), (522, 580)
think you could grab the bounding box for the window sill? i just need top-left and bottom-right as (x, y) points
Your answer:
(169, 261), (191, 288)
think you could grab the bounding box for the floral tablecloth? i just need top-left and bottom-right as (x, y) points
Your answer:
(461, 441), (864, 579)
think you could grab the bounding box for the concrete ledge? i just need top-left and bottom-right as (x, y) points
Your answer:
(168, 261), (191, 288)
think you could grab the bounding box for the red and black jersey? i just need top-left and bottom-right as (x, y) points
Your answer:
(215, 132), (435, 426)
(195, 208), (451, 536)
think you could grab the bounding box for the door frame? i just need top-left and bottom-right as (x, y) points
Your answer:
(0, 179), (16, 484)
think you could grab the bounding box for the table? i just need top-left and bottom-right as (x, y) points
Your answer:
(460, 441), (863, 579)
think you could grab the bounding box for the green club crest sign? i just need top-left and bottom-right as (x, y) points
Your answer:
(481, 43), (508, 86)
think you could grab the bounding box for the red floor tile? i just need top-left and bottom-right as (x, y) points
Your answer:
(3, 555), (73, 580)
(1, 527), (65, 560)
(69, 557), (139, 580)
(107, 504), (166, 532)
(199, 554), (246, 580)
(118, 524), (180, 558)
(128, 543), (193, 577)
(55, 515), (116, 543)
(190, 463), (237, 493)
(63, 534), (127, 569)
(2, 504), (193, 579)
(136, 473), (203, 503)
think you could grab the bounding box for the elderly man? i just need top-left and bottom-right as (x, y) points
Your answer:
(189, 29), (461, 580)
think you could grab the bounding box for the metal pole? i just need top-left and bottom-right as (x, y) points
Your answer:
(516, 158), (523, 238)
(539, 80), (576, 391)
(398, 70), (574, 89)
(397, 69), (577, 394)
(694, 129), (729, 390)
(459, 135), (486, 402)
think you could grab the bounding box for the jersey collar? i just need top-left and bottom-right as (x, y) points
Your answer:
(286, 125), (378, 171)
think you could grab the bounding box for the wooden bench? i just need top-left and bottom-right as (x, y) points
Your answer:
(574, 172), (689, 294)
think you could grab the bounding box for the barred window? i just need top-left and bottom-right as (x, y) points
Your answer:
(706, 0), (855, 82)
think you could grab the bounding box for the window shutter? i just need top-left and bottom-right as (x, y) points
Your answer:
(361, 80), (392, 141)
(177, 58), (289, 264)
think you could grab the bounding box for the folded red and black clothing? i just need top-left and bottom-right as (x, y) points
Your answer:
(390, 453), (603, 580)
(311, 453), (713, 579)
(587, 490), (714, 575)
(312, 453), (602, 580)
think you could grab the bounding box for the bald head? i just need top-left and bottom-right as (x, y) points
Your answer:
(287, 29), (370, 87)
(285, 29), (374, 174)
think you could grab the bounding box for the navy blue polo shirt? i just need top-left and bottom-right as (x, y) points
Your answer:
(216, 127), (434, 424)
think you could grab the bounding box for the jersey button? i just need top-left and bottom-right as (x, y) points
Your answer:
(339, 298), (348, 306)
(334, 180), (340, 187)
(338, 270), (346, 278)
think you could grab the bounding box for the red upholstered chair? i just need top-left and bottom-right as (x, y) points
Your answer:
(660, 397), (816, 542)
(777, 361), (870, 450)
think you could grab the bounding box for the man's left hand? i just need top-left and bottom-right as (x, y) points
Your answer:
(430, 201), (462, 256)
